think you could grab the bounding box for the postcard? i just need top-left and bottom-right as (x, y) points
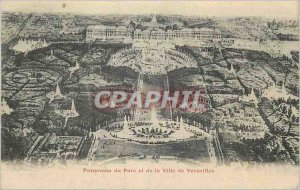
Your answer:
(1, 1), (299, 189)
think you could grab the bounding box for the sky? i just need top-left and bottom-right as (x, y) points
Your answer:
(2, 1), (299, 19)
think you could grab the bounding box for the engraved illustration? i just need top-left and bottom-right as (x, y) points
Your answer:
(1, 3), (299, 170)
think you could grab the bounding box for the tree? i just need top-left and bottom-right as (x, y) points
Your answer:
(291, 114), (296, 123)
(150, 128), (155, 134)
(287, 106), (292, 118)
(282, 106), (287, 114)
(132, 129), (136, 135)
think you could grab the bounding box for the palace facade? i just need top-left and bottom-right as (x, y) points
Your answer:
(86, 15), (221, 42)
(86, 25), (130, 41)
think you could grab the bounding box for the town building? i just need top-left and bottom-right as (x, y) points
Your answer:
(26, 133), (86, 162)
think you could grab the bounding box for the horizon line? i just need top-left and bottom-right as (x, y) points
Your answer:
(2, 1), (298, 19)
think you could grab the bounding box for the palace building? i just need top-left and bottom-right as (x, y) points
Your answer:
(86, 14), (222, 42)
(86, 25), (130, 41)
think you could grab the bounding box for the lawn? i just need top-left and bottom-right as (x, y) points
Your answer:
(94, 138), (209, 161)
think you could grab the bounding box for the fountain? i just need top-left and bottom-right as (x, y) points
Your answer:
(48, 83), (64, 103)
(50, 49), (54, 57)
(150, 108), (159, 127)
(229, 63), (236, 75)
(56, 83), (62, 97)
(62, 99), (79, 128)
(124, 115), (128, 129)
(69, 99), (79, 117)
